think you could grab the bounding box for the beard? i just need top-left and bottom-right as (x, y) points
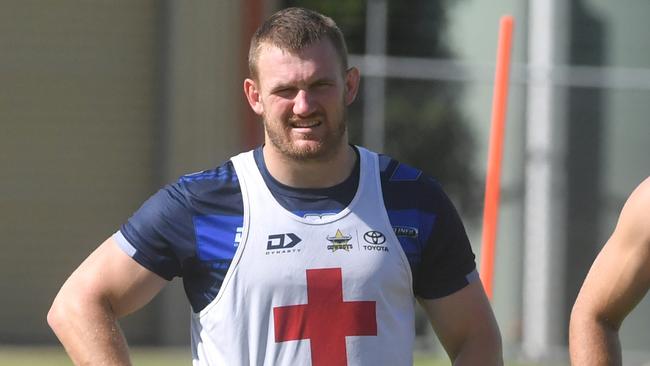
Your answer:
(263, 108), (348, 162)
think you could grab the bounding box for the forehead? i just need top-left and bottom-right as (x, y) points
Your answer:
(255, 40), (343, 87)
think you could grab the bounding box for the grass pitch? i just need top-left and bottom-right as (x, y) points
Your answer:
(0, 346), (545, 365)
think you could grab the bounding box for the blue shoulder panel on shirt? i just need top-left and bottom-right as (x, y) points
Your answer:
(180, 168), (238, 183)
(390, 163), (422, 181)
(194, 215), (243, 263)
(120, 159), (245, 312)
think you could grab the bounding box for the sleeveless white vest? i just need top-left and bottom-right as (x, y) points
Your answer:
(191, 147), (416, 366)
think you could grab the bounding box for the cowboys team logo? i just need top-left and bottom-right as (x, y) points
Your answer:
(326, 229), (353, 252)
(363, 230), (389, 252)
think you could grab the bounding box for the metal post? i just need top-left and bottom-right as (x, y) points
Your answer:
(522, 0), (568, 359)
(362, 0), (387, 152)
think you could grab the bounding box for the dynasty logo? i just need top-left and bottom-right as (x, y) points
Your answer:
(266, 233), (302, 255)
(326, 229), (353, 252)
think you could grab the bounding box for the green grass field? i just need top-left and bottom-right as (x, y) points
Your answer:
(0, 347), (189, 366)
(0, 347), (451, 365)
(0, 346), (544, 365)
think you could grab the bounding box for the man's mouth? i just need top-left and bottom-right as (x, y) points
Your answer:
(290, 120), (322, 129)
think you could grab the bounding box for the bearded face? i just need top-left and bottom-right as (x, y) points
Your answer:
(245, 40), (359, 162)
(262, 91), (348, 161)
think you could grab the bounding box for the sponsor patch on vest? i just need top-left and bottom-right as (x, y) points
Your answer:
(362, 230), (389, 252)
(326, 229), (353, 252)
(363, 230), (386, 244)
(266, 233), (302, 255)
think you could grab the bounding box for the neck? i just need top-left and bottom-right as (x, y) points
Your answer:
(263, 143), (356, 189)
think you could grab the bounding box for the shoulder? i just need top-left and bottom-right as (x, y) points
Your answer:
(616, 177), (650, 245)
(377, 153), (468, 251)
(628, 176), (650, 209)
(377, 153), (450, 211)
(377, 154), (423, 182)
(119, 159), (243, 278)
(178, 160), (239, 194)
(172, 160), (242, 208)
(375, 154), (475, 299)
(130, 160), (241, 226)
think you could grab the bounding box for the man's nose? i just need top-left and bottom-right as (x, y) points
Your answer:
(292, 90), (316, 116)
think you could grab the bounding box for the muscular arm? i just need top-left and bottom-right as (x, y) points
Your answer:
(570, 178), (650, 366)
(419, 280), (503, 365)
(47, 236), (167, 366)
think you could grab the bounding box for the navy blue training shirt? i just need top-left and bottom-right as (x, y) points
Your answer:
(119, 146), (476, 312)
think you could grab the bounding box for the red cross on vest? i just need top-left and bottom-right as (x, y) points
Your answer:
(273, 268), (377, 366)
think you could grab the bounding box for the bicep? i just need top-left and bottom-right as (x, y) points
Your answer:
(58, 236), (167, 318)
(418, 280), (500, 359)
(574, 229), (650, 327)
(574, 180), (650, 327)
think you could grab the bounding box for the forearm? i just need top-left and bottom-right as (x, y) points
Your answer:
(570, 313), (621, 366)
(420, 281), (503, 366)
(449, 328), (503, 366)
(48, 293), (131, 366)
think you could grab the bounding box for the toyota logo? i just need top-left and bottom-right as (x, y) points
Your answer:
(363, 231), (386, 245)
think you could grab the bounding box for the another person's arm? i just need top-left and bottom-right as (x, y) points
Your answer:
(569, 177), (650, 366)
(419, 280), (503, 365)
(47, 236), (167, 365)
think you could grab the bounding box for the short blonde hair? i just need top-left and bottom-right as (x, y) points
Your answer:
(248, 7), (349, 80)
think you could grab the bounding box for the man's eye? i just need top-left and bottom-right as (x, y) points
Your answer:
(274, 88), (296, 96)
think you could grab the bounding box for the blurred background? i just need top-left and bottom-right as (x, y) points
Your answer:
(2, 0), (649, 364)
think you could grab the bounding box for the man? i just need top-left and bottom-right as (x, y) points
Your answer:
(570, 177), (650, 365)
(48, 7), (502, 365)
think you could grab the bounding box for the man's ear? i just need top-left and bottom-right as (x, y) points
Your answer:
(344, 67), (361, 106)
(244, 78), (264, 115)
